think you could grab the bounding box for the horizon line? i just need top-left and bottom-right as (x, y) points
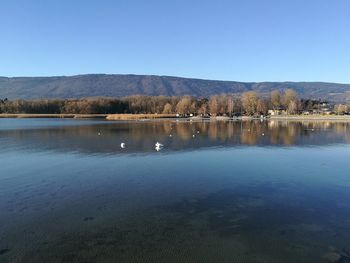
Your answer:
(0, 73), (349, 85)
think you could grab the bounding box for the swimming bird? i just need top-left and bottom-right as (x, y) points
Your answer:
(121, 143), (126, 148)
(155, 142), (164, 151)
(155, 145), (162, 151)
(155, 142), (163, 148)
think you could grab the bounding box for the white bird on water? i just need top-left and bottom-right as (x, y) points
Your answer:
(155, 142), (163, 148)
(154, 142), (164, 152)
(155, 142), (164, 151)
(155, 145), (162, 151)
(121, 143), (126, 149)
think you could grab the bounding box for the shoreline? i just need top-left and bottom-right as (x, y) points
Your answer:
(270, 115), (350, 121)
(1, 113), (350, 121)
(0, 113), (177, 120)
(0, 114), (108, 119)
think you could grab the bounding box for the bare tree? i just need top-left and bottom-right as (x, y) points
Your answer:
(227, 96), (234, 116)
(287, 100), (298, 114)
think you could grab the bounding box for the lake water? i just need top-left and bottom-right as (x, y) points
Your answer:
(1, 118), (350, 263)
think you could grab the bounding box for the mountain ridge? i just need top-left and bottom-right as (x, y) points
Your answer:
(0, 74), (349, 102)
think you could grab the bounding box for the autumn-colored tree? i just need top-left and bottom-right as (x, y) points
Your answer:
(209, 96), (219, 116)
(176, 96), (192, 115)
(283, 89), (298, 107)
(190, 102), (197, 114)
(334, 104), (348, 115)
(280, 89), (300, 114)
(162, 103), (173, 114)
(0, 91), (331, 116)
(217, 95), (228, 115)
(257, 99), (268, 115)
(241, 91), (258, 116)
(270, 90), (281, 110)
(197, 102), (208, 116)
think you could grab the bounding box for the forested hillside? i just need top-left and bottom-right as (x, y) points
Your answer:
(0, 74), (350, 102)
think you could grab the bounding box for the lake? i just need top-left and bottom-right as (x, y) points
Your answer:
(1, 118), (350, 263)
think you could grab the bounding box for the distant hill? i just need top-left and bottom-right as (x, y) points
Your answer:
(0, 74), (349, 102)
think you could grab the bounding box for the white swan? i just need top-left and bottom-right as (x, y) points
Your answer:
(155, 142), (164, 151)
(155, 145), (162, 151)
(155, 142), (163, 148)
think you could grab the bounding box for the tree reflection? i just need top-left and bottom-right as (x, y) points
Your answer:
(0, 120), (349, 155)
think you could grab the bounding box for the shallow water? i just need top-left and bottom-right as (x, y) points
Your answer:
(1, 119), (350, 263)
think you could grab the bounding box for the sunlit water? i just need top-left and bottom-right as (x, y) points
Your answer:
(1, 118), (350, 263)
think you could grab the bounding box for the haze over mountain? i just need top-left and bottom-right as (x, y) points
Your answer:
(0, 74), (349, 102)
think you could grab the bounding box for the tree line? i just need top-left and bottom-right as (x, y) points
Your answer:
(0, 89), (349, 115)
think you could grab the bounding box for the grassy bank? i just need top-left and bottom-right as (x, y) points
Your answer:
(106, 114), (177, 120)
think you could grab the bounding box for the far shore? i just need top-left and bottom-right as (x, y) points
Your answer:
(1, 113), (350, 121)
(270, 115), (350, 121)
(0, 113), (177, 120)
(0, 114), (108, 119)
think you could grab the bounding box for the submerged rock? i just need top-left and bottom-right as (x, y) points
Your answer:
(342, 247), (350, 257)
(0, 249), (10, 255)
(323, 252), (342, 262)
(339, 257), (350, 263)
(328, 246), (337, 252)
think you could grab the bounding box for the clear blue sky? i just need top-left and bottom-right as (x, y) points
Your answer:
(1, 0), (349, 83)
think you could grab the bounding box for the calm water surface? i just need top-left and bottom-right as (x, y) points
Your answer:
(1, 119), (350, 263)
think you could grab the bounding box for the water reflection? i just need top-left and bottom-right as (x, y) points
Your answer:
(0, 119), (350, 155)
(1, 119), (350, 263)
